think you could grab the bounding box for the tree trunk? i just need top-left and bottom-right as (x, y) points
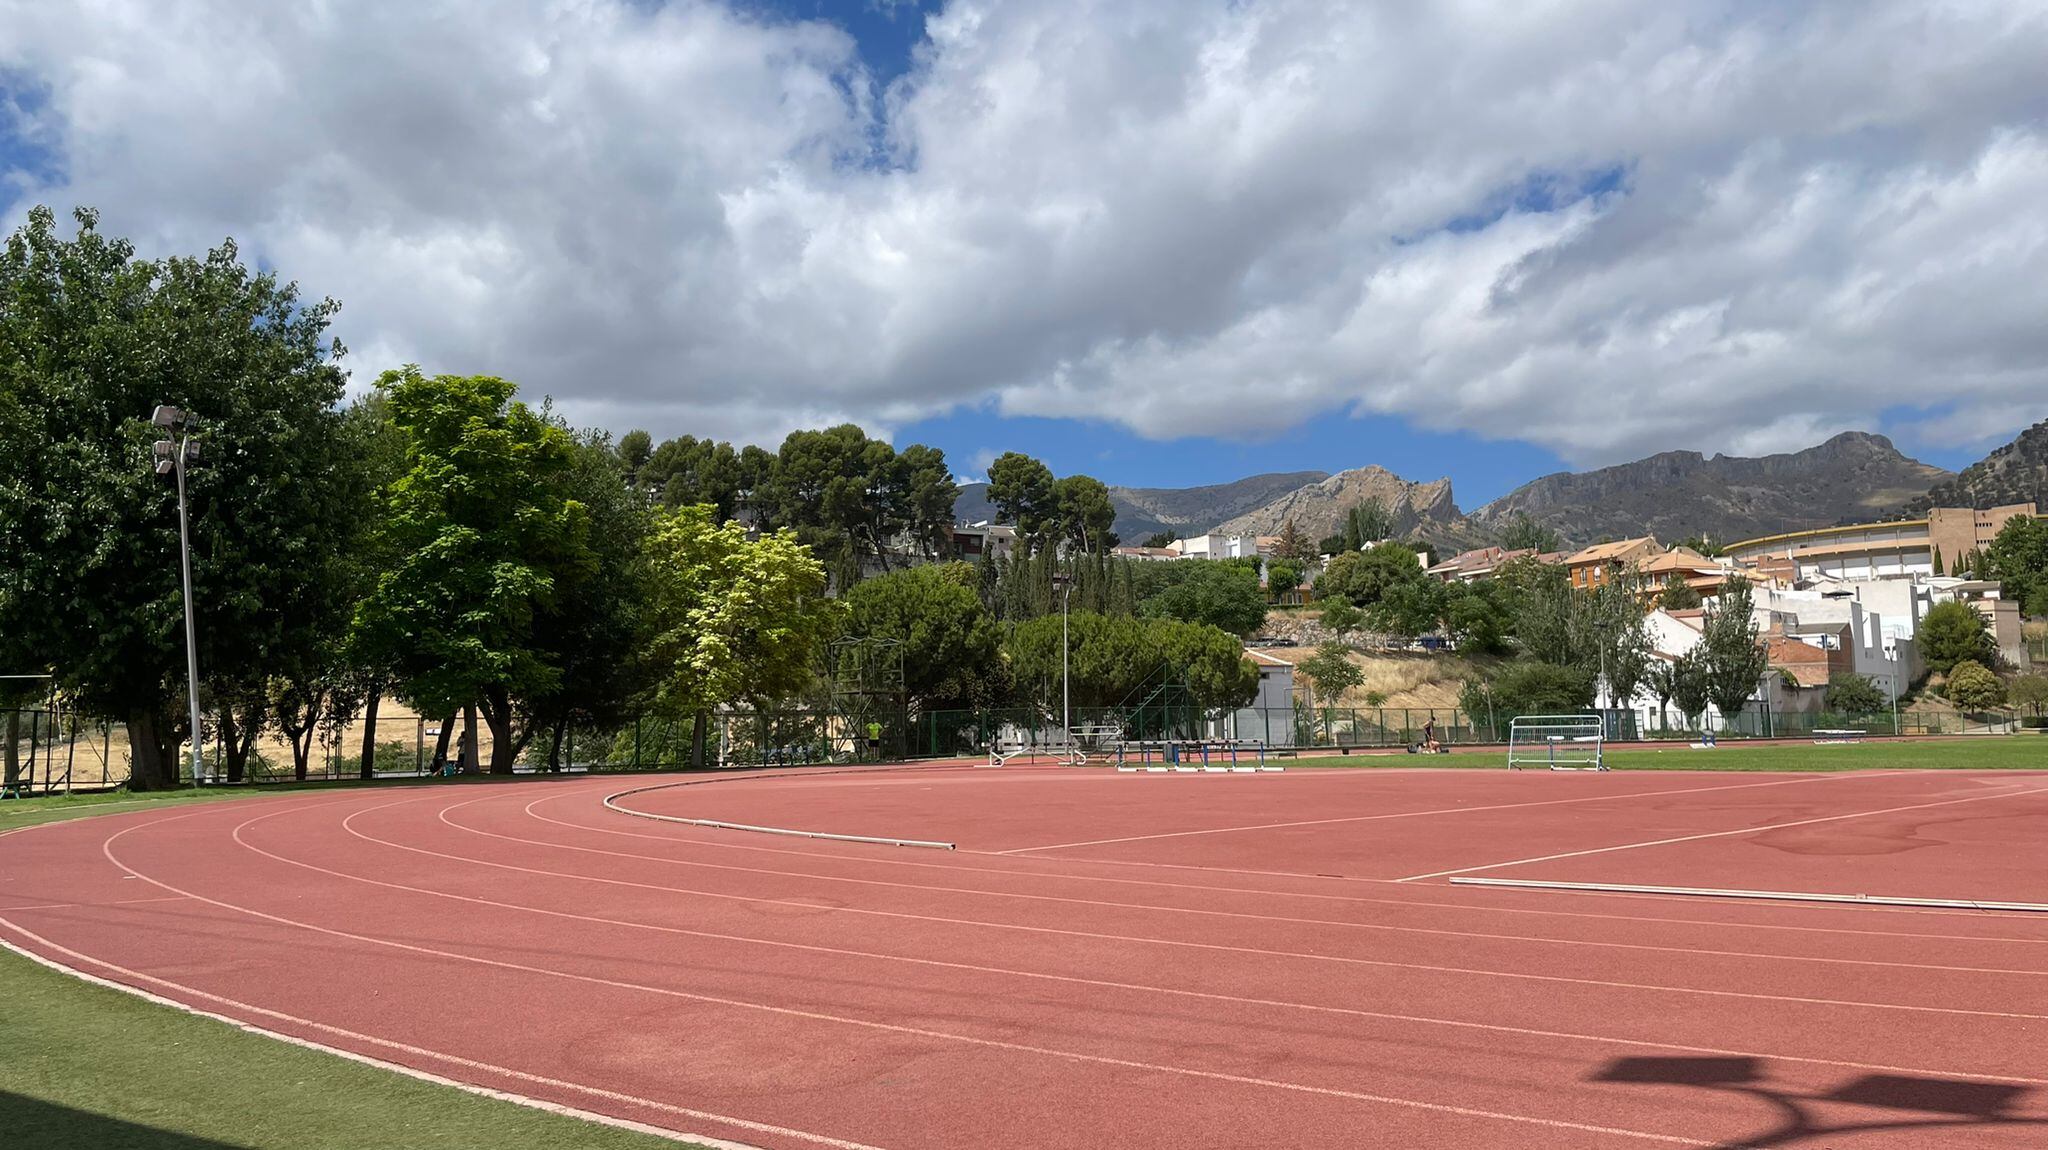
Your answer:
(480, 688), (515, 775)
(548, 717), (567, 772)
(689, 710), (708, 770)
(428, 714), (456, 773)
(125, 707), (181, 791)
(461, 702), (482, 774)
(219, 706), (240, 783)
(358, 685), (382, 780)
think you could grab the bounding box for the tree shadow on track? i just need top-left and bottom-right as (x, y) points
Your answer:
(1591, 1056), (2043, 1148)
(0, 1091), (255, 1150)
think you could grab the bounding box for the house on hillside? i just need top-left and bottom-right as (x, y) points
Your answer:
(1565, 537), (1664, 590)
(1426, 545), (1536, 583)
(1635, 547), (1727, 598)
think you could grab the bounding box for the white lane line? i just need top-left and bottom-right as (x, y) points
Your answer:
(84, 808), (1715, 1148)
(1452, 878), (2048, 914)
(0, 922), (859, 1150)
(521, 789), (2048, 940)
(1000, 772), (1879, 854)
(0, 894), (192, 913)
(1398, 783), (2048, 882)
(315, 796), (2048, 1020)
(416, 792), (2048, 979)
(221, 795), (2048, 1089)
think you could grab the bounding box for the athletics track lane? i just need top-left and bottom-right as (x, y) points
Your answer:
(2, 768), (2046, 1149)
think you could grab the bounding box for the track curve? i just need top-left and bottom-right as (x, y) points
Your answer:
(6, 765), (2048, 1149)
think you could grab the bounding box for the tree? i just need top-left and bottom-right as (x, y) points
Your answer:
(1300, 643), (1364, 738)
(1140, 561), (1267, 636)
(1460, 661), (1595, 719)
(1700, 575), (1769, 720)
(2009, 673), (2048, 716)
(615, 429), (653, 491)
(1316, 542), (1429, 611)
(1341, 498), (1396, 552)
(840, 564), (1008, 713)
(1824, 672), (1886, 715)
(1317, 534), (1346, 556)
(1005, 613), (1258, 711)
(640, 506), (837, 767)
(1676, 534), (1724, 558)
(756, 424), (949, 586)
(1944, 660), (2007, 711)
(986, 452), (1057, 546)
(1274, 519), (1316, 563)
(1670, 648), (1712, 728)
(1919, 601), (1997, 675)
(1371, 576), (1445, 637)
(0, 207), (358, 788)
(1441, 580), (1510, 654)
(1265, 559), (1304, 597)
(1988, 514), (2048, 616)
(1590, 572), (1652, 708)
(1658, 574), (1702, 611)
(353, 368), (592, 773)
(521, 432), (654, 771)
(1051, 474), (1118, 553)
(1320, 600), (1365, 639)
(1141, 531), (1179, 549)
(1499, 513), (1561, 554)
(1645, 658), (1678, 719)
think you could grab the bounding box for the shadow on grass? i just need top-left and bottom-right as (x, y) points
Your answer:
(0, 1090), (255, 1150)
(1592, 1056), (2041, 1148)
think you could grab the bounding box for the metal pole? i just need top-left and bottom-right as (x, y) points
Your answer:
(174, 431), (203, 787)
(1061, 582), (1071, 749)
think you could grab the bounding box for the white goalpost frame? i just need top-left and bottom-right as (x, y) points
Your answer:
(1507, 714), (1606, 771)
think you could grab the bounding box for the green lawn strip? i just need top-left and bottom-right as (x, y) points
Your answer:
(0, 941), (706, 1150)
(1299, 736), (2048, 773)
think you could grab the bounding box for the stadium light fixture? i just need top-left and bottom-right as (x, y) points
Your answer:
(151, 406), (205, 788)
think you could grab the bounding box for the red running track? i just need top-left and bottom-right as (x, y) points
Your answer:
(5, 765), (2048, 1149)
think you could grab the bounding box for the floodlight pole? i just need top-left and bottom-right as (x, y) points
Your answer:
(154, 406), (204, 788)
(1052, 573), (1075, 748)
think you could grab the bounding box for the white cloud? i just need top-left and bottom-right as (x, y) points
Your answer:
(2, 0), (2045, 464)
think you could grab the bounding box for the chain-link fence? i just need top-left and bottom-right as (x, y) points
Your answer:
(4, 701), (2030, 797)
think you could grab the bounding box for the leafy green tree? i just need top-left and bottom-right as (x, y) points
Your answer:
(1320, 600), (1365, 639)
(1644, 658), (1678, 720)
(1441, 580), (1511, 654)
(352, 368), (592, 773)
(1316, 542), (1428, 610)
(1460, 660), (1595, 719)
(1658, 574), (1703, 611)
(0, 206), (356, 788)
(1265, 559), (1304, 596)
(1051, 474), (1118, 553)
(897, 443), (963, 560)
(1824, 672), (1886, 715)
(640, 505), (837, 766)
(615, 429), (653, 491)
(1141, 531), (1179, 549)
(1318, 533), (1346, 556)
(1590, 572), (1653, 708)
(1919, 600), (1997, 675)
(1299, 643), (1363, 703)
(1944, 660), (2007, 711)
(840, 564), (1008, 713)
(1341, 498), (1397, 552)
(1700, 575), (1769, 720)
(1140, 561), (1267, 636)
(1499, 513), (1562, 553)
(1988, 514), (2048, 616)
(1670, 648), (1712, 728)
(1005, 613), (1258, 711)
(523, 433), (654, 770)
(640, 434), (757, 521)
(2009, 673), (2048, 716)
(987, 452), (1057, 546)
(1370, 575), (1445, 636)
(758, 425), (917, 586)
(1676, 534), (1724, 558)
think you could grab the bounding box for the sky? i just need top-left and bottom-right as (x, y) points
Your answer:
(4, 1), (2046, 507)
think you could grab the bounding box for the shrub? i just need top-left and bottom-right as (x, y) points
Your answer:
(1944, 660), (2007, 711)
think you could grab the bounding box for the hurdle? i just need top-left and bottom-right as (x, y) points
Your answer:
(1507, 714), (1605, 771)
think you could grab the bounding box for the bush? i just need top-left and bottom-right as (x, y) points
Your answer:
(1823, 672), (1886, 715)
(1944, 660), (2007, 711)
(1460, 660), (1595, 719)
(1920, 601), (1997, 675)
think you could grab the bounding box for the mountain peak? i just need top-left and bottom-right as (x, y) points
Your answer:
(1897, 419), (2048, 515)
